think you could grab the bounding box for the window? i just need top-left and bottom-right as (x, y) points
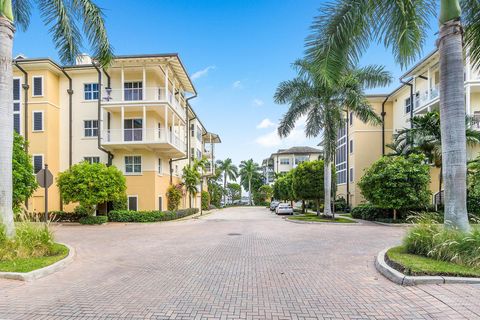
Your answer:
(197, 125), (202, 141)
(33, 155), (43, 174)
(175, 165), (178, 175)
(84, 156), (100, 164)
(84, 120), (98, 137)
(158, 196), (163, 211)
(124, 119), (143, 141)
(84, 83), (99, 100)
(190, 124), (195, 137)
(295, 156), (309, 165)
(349, 112), (353, 126)
(191, 147), (195, 159)
(128, 196), (138, 211)
(158, 158), (162, 174)
(125, 156), (142, 174)
(124, 81), (143, 101)
(197, 149), (202, 159)
(32, 111), (43, 132)
(405, 97), (412, 114)
(350, 140), (353, 154)
(349, 168), (354, 183)
(33, 76), (43, 97)
(336, 126), (347, 184)
(13, 78), (21, 133)
(280, 158), (290, 165)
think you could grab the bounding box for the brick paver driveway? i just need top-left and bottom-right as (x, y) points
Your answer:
(1, 207), (480, 319)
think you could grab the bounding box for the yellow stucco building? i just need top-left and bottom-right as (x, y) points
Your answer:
(13, 53), (220, 213)
(337, 50), (480, 208)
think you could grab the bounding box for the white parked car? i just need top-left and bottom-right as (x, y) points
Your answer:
(270, 201), (280, 211)
(276, 203), (293, 215)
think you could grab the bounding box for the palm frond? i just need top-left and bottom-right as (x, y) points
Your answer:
(37, 0), (82, 64)
(352, 65), (392, 89)
(344, 89), (381, 125)
(12, 0), (32, 31)
(72, 0), (114, 66)
(277, 100), (313, 138)
(462, 0), (480, 70)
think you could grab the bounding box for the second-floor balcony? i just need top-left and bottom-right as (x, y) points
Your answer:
(101, 128), (186, 157)
(414, 87), (439, 111)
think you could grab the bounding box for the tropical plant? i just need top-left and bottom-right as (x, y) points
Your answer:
(201, 191), (210, 210)
(12, 132), (37, 212)
(255, 185), (273, 203)
(273, 171), (296, 204)
(57, 162), (126, 215)
(0, 0), (113, 238)
(227, 183), (242, 202)
(388, 111), (480, 207)
(306, 0), (480, 231)
(275, 59), (390, 216)
(239, 159), (262, 205)
(182, 158), (208, 208)
(358, 154), (431, 220)
(166, 184), (182, 211)
(216, 158), (238, 206)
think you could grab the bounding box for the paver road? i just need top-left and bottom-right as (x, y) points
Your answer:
(1, 207), (480, 319)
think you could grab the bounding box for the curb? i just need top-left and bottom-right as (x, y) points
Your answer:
(375, 247), (480, 286)
(284, 217), (361, 225)
(371, 221), (412, 227)
(0, 243), (75, 282)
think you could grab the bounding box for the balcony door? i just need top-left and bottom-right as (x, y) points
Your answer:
(124, 119), (143, 141)
(124, 81), (143, 101)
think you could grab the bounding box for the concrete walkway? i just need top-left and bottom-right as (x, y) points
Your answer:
(1, 207), (480, 319)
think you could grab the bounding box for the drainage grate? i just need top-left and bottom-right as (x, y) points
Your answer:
(227, 233), (242, 236)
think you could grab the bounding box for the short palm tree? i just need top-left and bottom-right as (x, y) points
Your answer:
(307, 0), (480, 231)
(388, 111), (480, 207)
(274, 60), (391, 216)
(0, 0), (113, 238)
(239, 159), (261, 206)
(182, 158), (208, 208)
(216, 158), (238, 205)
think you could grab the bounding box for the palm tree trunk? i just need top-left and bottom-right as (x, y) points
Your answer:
(248, 178), (252, 205)
(223, 171), (226, 206)
(438, 165), (443, 208)
(0, 17), (15, 238)
(438, 18), (470, 231)
(324, 159), (332, 217)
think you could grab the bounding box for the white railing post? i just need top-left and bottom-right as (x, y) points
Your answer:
(121, 106), (125, 142)
(142, 105), (146, 141)
(142, 66), (146, 100)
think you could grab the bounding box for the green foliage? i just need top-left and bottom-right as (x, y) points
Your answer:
(256, 185), (273, 202)
(107, 208), (199, 223)
(468, 156), (480, 217)
(0, 243), (68, 273)
(404, 221), (480, 268)
(227, 183), (242, 201)
(166, 184), (183, 211)
(182, 158), (207, 198)
(12, 132), (38, 211)
(201, 191), (210, 210)
(57, 162), (126, 215)
(239, 159), (263, 192)
(74, 204), (91, 216)
(334, 196), (348, 212)
(273, 171), (296, 201)
(112, 193), (128, 211)
(79, 216), (108, 225)
(358, 155), (431, 212)
(49, 211), (86, 222)
(292, 160), (327, 202)
(351, 204), (389, 220)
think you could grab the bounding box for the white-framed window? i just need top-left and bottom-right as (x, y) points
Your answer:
(350, 140), (353, 154)
(158, 196), (163, 211)
(349, 111), (353, 126)
(191, 147), (195, 160)
(196, 125), (202, 141)
(13, 77), (21, 133)
(32, 154), (44, 174)
(125, 156), (142, 174)
(175, 165), (179, 175)
(32, 111), (44, 132)
(335, 126), (347, 185)
(127, 195), (138, 211)
(190, 124), (195, 137)
(84, 120), (98, 137)
(405, 97), (412, 114)
(158, 158), (163, 174)
(280, 158), (290, 165)
(84, 156), (100, 164)
(295, 156), (309, 165)
(124, 118), (143, 141)
(84, 83), (99, 100)
(197, 149), (202, 159)
(124, 81), (143, 101)
(349, 167), (354, 183)
(32, 76), (43, 97)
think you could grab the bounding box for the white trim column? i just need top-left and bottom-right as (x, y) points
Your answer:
(164, 106), (169, 142)
(121, 66), (125, 101)
(467, 54), (471, 82)
(142, 105), (146, 142)
(121, 106), (125, 142)
(142, 66), (146, 100)
(427, 67), (431, 101)
(165, 66), (169, 102)
(466, 85), (471, 115)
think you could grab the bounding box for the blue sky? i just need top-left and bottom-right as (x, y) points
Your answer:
(13, 0), (438, 166)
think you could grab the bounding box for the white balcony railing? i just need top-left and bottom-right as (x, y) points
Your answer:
(414, 87), (439, 110)
(102, 87), (186, 118)
(101, 128), (186, 152)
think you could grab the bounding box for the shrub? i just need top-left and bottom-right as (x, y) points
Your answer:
(334, 197), (348, 212)
(201, 191), (210, 210)
(107, 208), (198, 223)
(351, 204), (389, 220)
(49, 211), (86, 222)
(166, 185), (182, 211)
(208, 204), (217, 210)
(12, 132), (38, 212)
(74, 205), (91, 216)
(404, 220), (480, 268)
(112, 194), (128, 211)
(79, 216), (108, 225)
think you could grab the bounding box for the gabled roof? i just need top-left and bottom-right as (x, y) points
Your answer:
(272, 146), (322, 156)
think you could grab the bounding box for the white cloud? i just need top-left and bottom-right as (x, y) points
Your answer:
(254, 116), (311, 148)
(191, 66), (216, 80)
(232, 80), (243, 89)
(256, 118), (275, 129)
(252, 98), (264, 107)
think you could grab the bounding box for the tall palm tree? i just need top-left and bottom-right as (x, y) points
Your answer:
(307, 0), (480, 231)
(0, 0), (113, 238)
(388, 111), (480, 208)
(274, 60), (391, 216)
(239, 159), (261, 206)
(216, 158), (238, 206)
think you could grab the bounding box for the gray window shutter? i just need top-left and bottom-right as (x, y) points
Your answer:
(13, 79), (20, 100)
(33, 77), (43, 96)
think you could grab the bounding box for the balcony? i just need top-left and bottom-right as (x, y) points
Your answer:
(101, 128), (186, 157)
(414, 87), (439, 112)
(102, 87), (186, 121)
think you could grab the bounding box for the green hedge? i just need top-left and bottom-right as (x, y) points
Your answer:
(107, 208), (199, 223)
(49, 211), (86, 222)
(351, 204), (389, 220)
(79, 216), (108, 225)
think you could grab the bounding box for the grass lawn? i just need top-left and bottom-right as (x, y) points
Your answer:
(339, 213), (352, 218)
(386, 246), (480, 278)
(0, 243), (69, 273)
(289, 213), (357, 223)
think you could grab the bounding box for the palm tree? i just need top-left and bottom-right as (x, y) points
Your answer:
(274, 60), (391, 216)
(239, 159), (261, 206)
(182, 158), (208, 208)
(306, 0), (480, 231)
(388, 111), (480, 208)
(216, 158), (238, 206)
(0, 0), (113, 238)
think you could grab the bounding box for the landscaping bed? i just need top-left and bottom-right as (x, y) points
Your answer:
(289, 213), (356, 223)
(107, 208), (199, 223)
(386, 246), (480, 278)
(0, 243), (69, 273)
